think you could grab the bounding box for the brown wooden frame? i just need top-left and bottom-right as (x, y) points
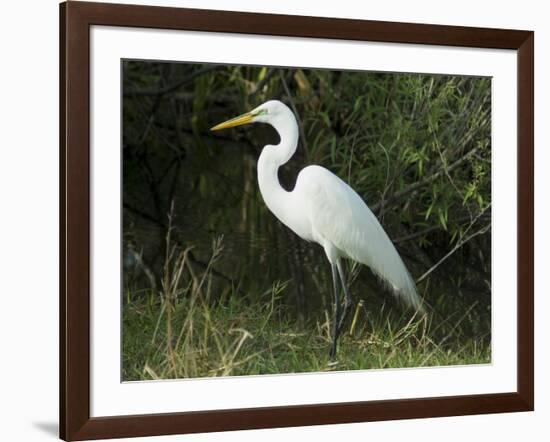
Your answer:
(60, 1), (534, 440)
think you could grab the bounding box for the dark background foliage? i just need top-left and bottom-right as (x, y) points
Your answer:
(122, 60), (491, 379)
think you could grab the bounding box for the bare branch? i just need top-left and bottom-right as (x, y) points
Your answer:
(416, 204), (491, 283)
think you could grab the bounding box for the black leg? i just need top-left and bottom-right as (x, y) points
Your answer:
(336, 260), (353, 336)
(329, 263), (341, 361)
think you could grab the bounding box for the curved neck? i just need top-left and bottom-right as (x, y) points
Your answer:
(257, 111), (299, 222)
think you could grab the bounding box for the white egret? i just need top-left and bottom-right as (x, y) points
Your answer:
(211, 100), (424, 360)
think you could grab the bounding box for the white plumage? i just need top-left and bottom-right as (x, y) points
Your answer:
(211, 99), (424, 359)
(295, 165), (423, 312)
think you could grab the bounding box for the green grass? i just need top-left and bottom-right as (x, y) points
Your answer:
(122, 228), (490, 381)
(122, 282), (490, 381)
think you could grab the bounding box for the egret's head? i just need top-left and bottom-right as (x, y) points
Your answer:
(210, 100), (290, 131)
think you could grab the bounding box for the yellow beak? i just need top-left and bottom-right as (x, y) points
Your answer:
(210, 112), (254, 131)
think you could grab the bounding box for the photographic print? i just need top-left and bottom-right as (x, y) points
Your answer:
(122, 60), (492, 381)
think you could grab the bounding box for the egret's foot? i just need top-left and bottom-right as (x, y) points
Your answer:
(327, 360), (339, 369)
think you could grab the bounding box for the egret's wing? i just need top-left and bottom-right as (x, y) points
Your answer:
(296, 165), (423, 311)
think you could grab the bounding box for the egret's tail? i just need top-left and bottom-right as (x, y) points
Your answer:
(392, 267), (426, 315)
(360, 243), (425, 314)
